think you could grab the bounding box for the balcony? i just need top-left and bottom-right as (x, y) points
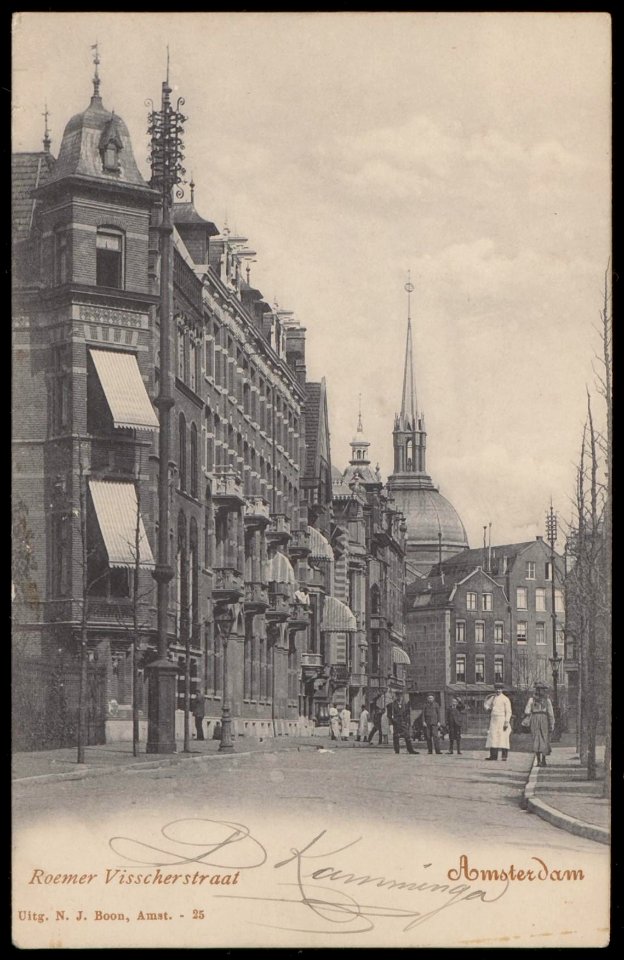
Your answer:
(244, 582), (269, 613)
(243, 496), (271, 526)
(213, 468), (246, 506)
(289, 527), (311, 558)
(349, 672), (367, 688)
(266, 513), (291, 546)
(301, 651), (323, 669)
(213, 567), (245, 603)
(266, 588), (291, 623)
(288, 602), (311, 631)
(87, 597), (134, 624)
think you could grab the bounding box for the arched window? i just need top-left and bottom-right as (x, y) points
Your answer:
(179, 412), (187, 491)
(96, 227), (124, 288)
(190, 518), (199, 634)
(371, 584), (381, 615)
(190, 422), (198, 498)
(204, 483), (213, 569)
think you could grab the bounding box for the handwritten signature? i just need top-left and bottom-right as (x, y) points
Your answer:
(108, 819), (507, 934)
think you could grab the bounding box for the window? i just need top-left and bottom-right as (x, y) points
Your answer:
(103, 143), (119, 170)
(370, 630), (380, 673)
(456, 620), (466, 643)
(52, 514), (70, 596)
(466, 592), (477, 611)
(190, 423), (198, 499)
(55, 229), (69, 284)
(545, 561), (553, 581)
(96, 229), (123, 288)
(526, 561), (536, 579)
(177, 326), (186, 381)
(475, 621), (485, 643)
(517, 621), (527, 643)
(536, 587), (546, 611)
(475, 656), (485, 683)
(494, 656), (504, 683)
(178, 413), (187, 491)
(536, 622), (545, 644)
(482, 593), (493, 611)
(555, 589), (564, 614)
(516, 587), (528, 610)
(494, 621), (504, 643)
(455, 654), (466, 683)
(189, 340), (197, 391)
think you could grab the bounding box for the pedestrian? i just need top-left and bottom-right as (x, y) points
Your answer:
(524, 682), (555, 767)
(389, 691), (418, 755)
(380, 704), (390, 745)
(339, 704), (351, 741)
(357, 705), (369, 742)
(328, 702), (340, 741)
(422, 694), (443, 754)
(484, 682), (512, 760)
(192, 695), (205, 741)
(367, 703), (383, 745)
(446, 696), (466, 755)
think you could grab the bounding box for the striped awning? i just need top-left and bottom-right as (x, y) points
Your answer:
(392, 645), (411, 665)
(321, 595), (357, 633)
(306, 525), (334, 562)
(89, 349), (159, 432)
(265, 551), (297, 585)
(89, 480), (155, 569)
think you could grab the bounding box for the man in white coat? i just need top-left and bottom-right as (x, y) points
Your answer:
(339, 705), (351, 741)
(484, 682), (512, 760)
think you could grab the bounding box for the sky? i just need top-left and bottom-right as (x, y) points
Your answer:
(12, 12), (611, 549)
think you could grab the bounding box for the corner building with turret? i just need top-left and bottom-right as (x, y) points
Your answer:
(12, 57), (358, 748)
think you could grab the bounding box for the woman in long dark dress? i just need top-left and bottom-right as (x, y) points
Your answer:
(524, 682), (555, 767)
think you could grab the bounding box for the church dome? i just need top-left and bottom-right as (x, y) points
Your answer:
(391, 487), (468, 549)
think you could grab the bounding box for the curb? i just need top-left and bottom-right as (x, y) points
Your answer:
(521, 756), (610, 845)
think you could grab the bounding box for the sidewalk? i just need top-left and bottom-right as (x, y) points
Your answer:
(522, 740), (610, 845)
(11, 731), (357, 784)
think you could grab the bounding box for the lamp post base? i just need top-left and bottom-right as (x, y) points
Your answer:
(146, 659), (178, 754)
(219, 709), (235, 752)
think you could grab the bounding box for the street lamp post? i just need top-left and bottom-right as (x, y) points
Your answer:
(215, 606), (236, 752)
(145, 68), (187, 754)
(546, 503), (562, 741)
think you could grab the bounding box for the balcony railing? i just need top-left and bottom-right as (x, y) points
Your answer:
(330, 664), (350, 684)
(301, 652), (323, 669)
(244, 582), (269, 611)
(289, 528), (311, 557)
(213, 567), (245, 601)
(266, 513), (291, 544)
(213, 468), (245, 504)
(87, 597), (135, 622)
(266, 591), (291, 622)
(288, 602), (311, 630)
(243, 496), (271, 525)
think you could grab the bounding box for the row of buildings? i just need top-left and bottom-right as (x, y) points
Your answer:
(11, 60), (409, 749)
(12, 53), (573, 749)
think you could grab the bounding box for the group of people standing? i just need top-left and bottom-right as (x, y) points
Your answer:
(327, 680), (555, 766)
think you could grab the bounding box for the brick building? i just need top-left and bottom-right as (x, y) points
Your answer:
(405, 567), (511, 732)
(12, 59), (357, 747)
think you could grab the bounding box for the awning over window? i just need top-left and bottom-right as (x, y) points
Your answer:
(321, 595), (357, 633)
(306, 525), (334, 562)
(392, 645), (411, 665)
(89, 480), (155, 569)
(265, 551), (297, 585)
(89, 349), (159, 432)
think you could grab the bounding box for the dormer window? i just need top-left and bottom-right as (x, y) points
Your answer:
(103, 143), (119, 170)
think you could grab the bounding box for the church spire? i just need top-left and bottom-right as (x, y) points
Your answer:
(400, 273), (417, 429)
(42, 103), (51, 154)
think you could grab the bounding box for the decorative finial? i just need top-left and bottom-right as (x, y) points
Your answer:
(404, 269), (414, 321)
(190, 174), (195, 204)
(357, 393), (363, 433)
(42, 103), (51, 153)
(91, 42), (101, 100)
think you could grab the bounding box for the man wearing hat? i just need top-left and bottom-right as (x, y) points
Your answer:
(484, 682), (512, 761)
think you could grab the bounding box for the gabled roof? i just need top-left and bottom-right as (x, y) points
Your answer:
(12, 152), (55, 241)
(435, 540), (549, 576)
(448, 567), (508, 602)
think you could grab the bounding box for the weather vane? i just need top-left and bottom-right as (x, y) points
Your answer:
(404, 270), (414, 320)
